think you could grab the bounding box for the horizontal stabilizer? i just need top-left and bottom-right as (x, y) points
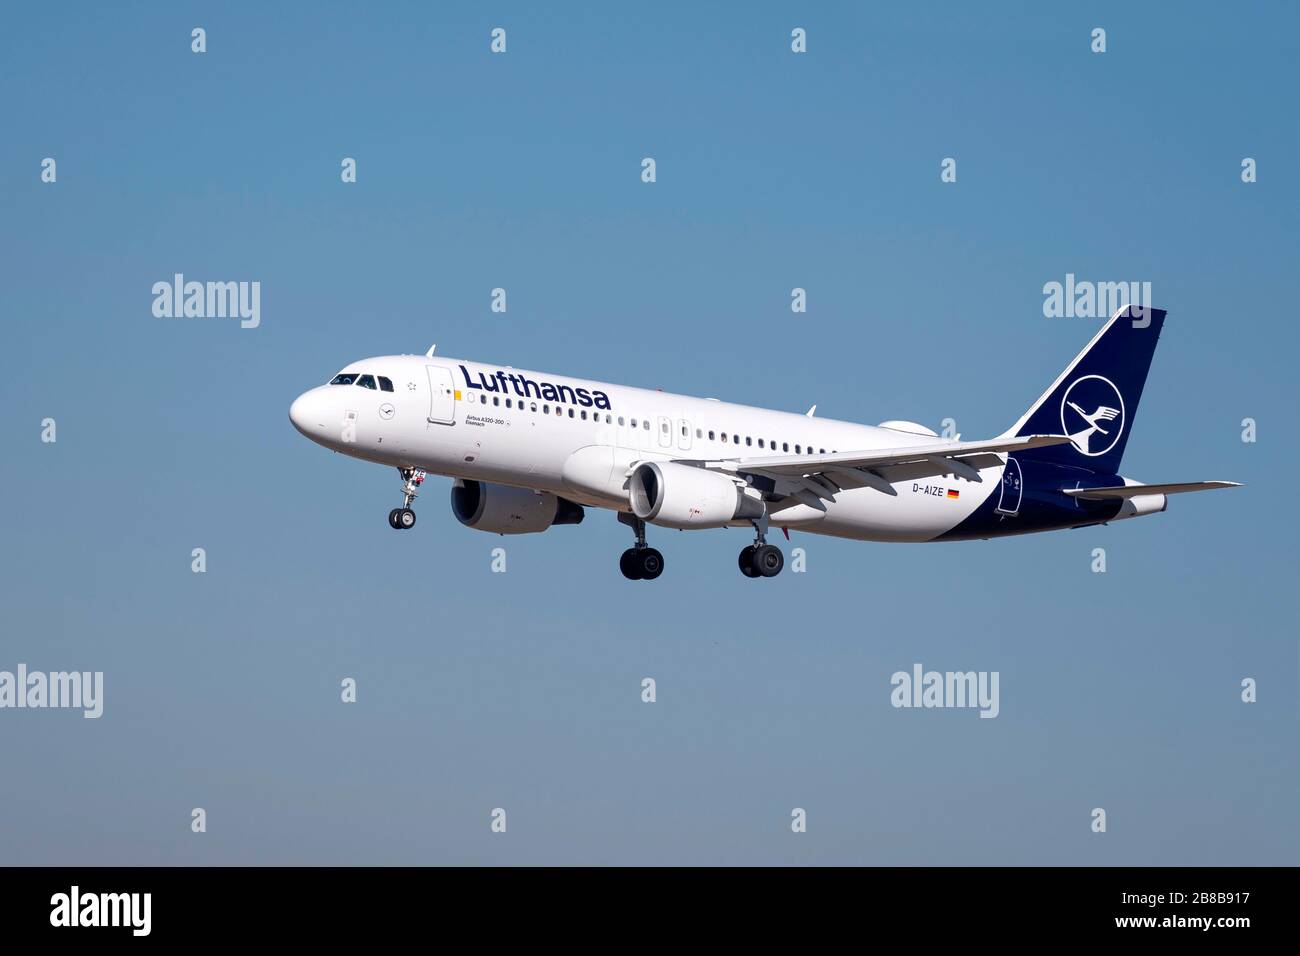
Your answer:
(1063, 481), (1241, 501)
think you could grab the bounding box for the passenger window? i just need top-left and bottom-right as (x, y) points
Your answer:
(543, 405), (550, 414)
(356, 374), (377, 389)
(506, 399), (513, 408)
(695, 428), (702, 438)
(378, 376), (394, 392)
(721, 433), (728, 443)
(708, 431), (715, 440)
(783, 442), (789, 452)
(758, 439), (765, 448)
(795, 445), (801, 454)
(493, 396), (500, 406)
(643, 420), (650, 430)
(568, 408), (575, 418)
(745, 437), (752, 446)
(329, 373), (358, 385)
(618, 417), (625, 426)
(530, 402), (537, 412)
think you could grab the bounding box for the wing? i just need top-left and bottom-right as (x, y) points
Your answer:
(681, 433), (1072, 506)
(1063, 481), (1242, 500)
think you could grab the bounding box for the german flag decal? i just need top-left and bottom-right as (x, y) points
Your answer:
(947, 489), (960, 500)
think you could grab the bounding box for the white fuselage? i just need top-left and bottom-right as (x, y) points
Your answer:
(289, 354), (1009, 542)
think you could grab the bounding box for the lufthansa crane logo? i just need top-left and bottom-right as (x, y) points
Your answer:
(1059, 375), (1125, 457)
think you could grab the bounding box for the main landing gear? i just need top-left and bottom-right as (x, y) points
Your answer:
(614, 513), (784, 580)
(617, 513), (664, 580)
(738, 515), (783, 578)
(388, 467), (424, 530)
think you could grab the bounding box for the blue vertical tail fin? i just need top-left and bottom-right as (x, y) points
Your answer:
(1006, 305), (1166, 474)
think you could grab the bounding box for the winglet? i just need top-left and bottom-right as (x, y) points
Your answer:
(805, 405), (816, 418)
(426, 343), (437, 357)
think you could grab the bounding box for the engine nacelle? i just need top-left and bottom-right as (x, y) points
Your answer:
(628, 461), (764, 529)
(451, 480), (584, 534)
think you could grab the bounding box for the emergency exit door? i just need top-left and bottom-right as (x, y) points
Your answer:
(677, 419), (692, 451)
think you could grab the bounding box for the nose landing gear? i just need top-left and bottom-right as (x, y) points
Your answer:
(388, 468), (424, 530)
(617, 512), (664, 580)
(738, 515), (783, 578)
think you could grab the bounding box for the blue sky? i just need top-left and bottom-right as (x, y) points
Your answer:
(1, 1), (1296, 864)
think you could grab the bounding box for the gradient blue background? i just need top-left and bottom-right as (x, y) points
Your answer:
(2, 1), (1296, 865)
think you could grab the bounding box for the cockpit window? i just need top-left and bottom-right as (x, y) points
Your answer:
(329, 373), (358, 385)
(356, 374), (377, 389)
(378, 376), (394, 392)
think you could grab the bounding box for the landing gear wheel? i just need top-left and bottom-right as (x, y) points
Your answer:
(754, 543), (784, 577)
(738, 545), (760, 577)
(619, 548), (643, 580)
(638, 548), (664, 580)
(391, 468), (425, 529)
(617, 513), (663, 580)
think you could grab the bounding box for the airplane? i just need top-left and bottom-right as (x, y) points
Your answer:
(289, 305), (1239, 580)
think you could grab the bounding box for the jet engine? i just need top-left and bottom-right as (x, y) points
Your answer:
(628, 461), (764, 529)
(451, 480), (584, 534)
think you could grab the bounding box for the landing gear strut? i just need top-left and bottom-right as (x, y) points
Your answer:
(388, 467), (424, 530)
(617, 512), (664, 580)
(738, 514), (783, 578)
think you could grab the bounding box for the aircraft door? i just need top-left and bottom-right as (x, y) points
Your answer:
(426, 366), (456, 424)
(996, 456), (1023, 515)
(677, 418), (692, 451)
(657, 416), (672, 449)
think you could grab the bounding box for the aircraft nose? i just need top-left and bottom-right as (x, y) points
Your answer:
(289, 388), (325, 436)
